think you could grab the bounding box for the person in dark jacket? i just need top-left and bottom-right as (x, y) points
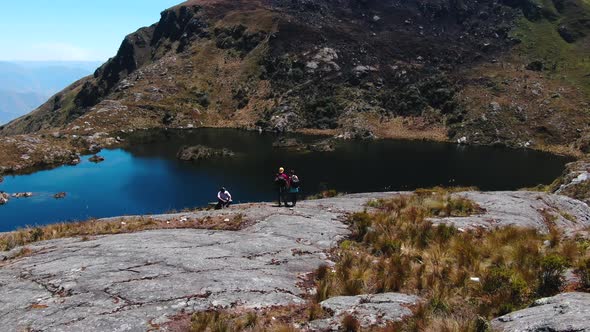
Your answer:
(215, 187), (232, 209)
(274, 167), (289, 207)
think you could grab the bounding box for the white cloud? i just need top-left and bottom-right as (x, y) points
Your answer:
(2, 42), (109, 62)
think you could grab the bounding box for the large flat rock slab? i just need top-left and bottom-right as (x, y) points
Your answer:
(308, 293), (421, 330)
(434, 191), (590, 235)
(492, 292), (590, 332)
(0, 195), (387, 332)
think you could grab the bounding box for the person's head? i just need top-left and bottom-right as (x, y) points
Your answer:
(219, 187), (226, 192)
(279, 167), (284, 174)
(290, 169), (296, 175)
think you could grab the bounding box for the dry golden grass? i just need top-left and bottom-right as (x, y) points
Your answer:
(313, 190), (589, 331)
(0, 214), (248, 253)
(162, 303), (327, 332)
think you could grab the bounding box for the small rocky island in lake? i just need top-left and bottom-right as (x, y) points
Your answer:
(177, 145), (235, 161)
(88, 155), (105, 163)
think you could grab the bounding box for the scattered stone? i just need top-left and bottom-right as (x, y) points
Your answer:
(337, 127), (377, 140)
(308, 293), (421, 329)
(269, 106), (301, 133)
(490, 101), (502, 112)
(0, 192), (9, 205)
(492, 292), (590, 332)
(88, 155), (105, 163)
(177, 145), (235, 161)
(272, 137), (305, 150)
(53, 192), (67, 199)
(308, 139), (336, 152)
(306, 47), (340, 72)
(69, 158), (81, 166)
(11, 192), (33, 198)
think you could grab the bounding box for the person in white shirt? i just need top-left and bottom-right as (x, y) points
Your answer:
(216, 187), (232, 209)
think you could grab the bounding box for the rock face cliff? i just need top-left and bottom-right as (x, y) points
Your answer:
(1, 0), (589, 152)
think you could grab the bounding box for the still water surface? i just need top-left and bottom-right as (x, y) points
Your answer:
(0, 129), (572, 231)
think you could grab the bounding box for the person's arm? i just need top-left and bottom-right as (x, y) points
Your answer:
(217, 191), (225, 202)
(227, 191), (232, 202)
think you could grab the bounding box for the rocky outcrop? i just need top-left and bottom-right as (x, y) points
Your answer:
(11, 192), (33, 198)
(176, 145), (235, 161)
(53, 192), (66, 199)
(434, 191), (590, 235)
(0, 192), (8, 205)
(0, 193), (393, 331)
(0, 134), (108, 174)
(309, 293), (421, 330)
(551, 159), (590, 204)
(88, 155), (105, 163)
(492, 292), (590, 331)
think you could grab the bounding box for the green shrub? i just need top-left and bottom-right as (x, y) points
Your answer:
(482, 267), (512, 294)
(576, 257), (590, 289)
(538, 254), (568, 296)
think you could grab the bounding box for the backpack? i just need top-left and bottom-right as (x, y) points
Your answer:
(290, 175), (300, 188)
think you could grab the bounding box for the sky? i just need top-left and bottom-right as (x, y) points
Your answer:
(0, 0), (183, 62)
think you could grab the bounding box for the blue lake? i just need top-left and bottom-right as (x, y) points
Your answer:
(0, 129), (572, 231)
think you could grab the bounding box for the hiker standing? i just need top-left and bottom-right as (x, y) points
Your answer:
(288, 170), (300, 207)
(275, 167), (289, 207)
(216, 187), (232, 209)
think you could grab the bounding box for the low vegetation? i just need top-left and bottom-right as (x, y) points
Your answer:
(160, 189), (588, 331)
(314, 189), (589, 331)
(0, 214), (247, 252)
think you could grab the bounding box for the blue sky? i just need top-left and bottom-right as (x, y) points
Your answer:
(0, 0), (183, 62)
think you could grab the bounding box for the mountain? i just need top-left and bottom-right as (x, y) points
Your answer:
(0, 61), (100, 125)
(1, 0), (589, 154)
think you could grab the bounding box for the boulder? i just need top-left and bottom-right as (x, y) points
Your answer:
(0, 192), (9, 205)
(551, 159), (590, 204)
(177, 145), (235, 161)
(54, 192), (67, 199)
(337, 127), (377, 140)
(492, 292), (590, 332)
(308, 139), (336, 152)
(490, 101), (502, 112)
(272, 137), (306, 150)
(11, 192), (33, 198)
(88, 155), (105, 163)
(308, 293), (421, 330)
(69, 158), (81, 166)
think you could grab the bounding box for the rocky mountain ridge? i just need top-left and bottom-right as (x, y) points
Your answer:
(0, 0), (589, 158)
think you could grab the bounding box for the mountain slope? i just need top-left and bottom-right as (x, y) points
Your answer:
(1, 0), (589, 153)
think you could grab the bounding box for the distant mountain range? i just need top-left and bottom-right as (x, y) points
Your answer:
(0, 61), (101, 125)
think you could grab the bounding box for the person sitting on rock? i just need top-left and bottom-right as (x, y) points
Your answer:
(274, 167), (290, 207)
(216, 187), (232, 209)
